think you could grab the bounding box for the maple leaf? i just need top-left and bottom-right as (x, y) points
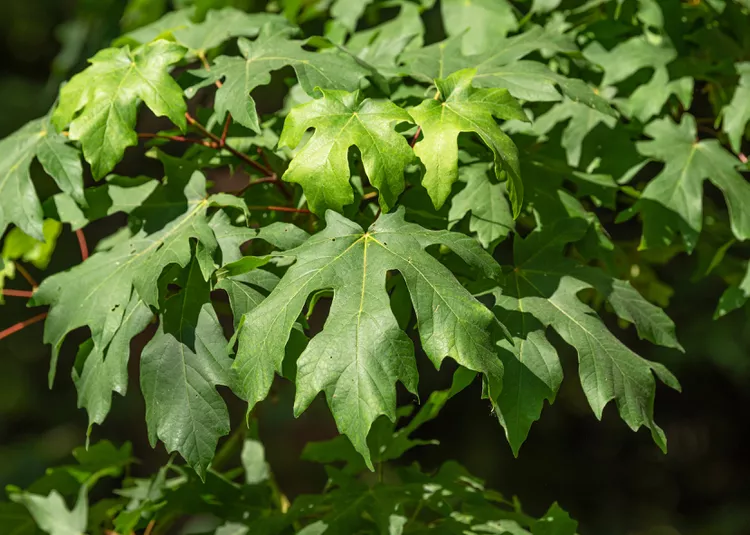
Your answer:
(621, 66), (693, 123)
(279, 89), (414, 215)
(400, 27), (612, 116)
(448, 162), (514, 248)
(52, 40), (187, 179)
(345, 2), (423, 77)
(492, 218), (681, 453)
(331, 0), (375, 31)
(583, 35), (676, 87)
(441, 0), (518, 55)
(234, 208), (505, 467)
(623, 115), (750, 251)
(191, 26), (371, 132)
(0, 116), (83, 240)
(30, 168), (223, 385)
(722, 62), (750, 153)
(409, 68), (527, 215)
(141, 258), (235, 478)
(715, 261), (750, 319)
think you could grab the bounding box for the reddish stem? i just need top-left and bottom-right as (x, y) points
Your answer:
(220, 114), (232, 146)
(144, 520), (156, 535)
(409, 126), (422, 147)
(76, 229), (89, 261)
(14, 263), (38, 288)
(185, 113), (275, 177)
(256, 148), (292, 200)
(2, 289), (34, 298)
(247, 205), (312, 214)
(0, 312), (48, 341)
(138, 132), (215, 147)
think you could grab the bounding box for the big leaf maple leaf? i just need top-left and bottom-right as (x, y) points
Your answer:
(192, 26), (371, 133)
(492, 219), (681, 453)
(0, 116), (83, 240)
(234, 208), (505, 467)
(53, 40), (187, 179)
(279, 89), (414, 215)
(409, 68), (527, 215)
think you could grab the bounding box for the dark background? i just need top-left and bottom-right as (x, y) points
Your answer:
(0, 2), (748, 534)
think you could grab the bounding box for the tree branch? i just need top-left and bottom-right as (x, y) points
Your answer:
(76, 229), (89, 260)
(0, 312), (48, 341)
(247, 205), (312, 214)
(2, 289), (34, 298)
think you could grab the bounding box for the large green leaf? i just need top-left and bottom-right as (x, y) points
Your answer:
(0, 117), (82, 240)
(10, 487), (87, 535)
(234, 208), (504, 467)
(409, 68), (526, 214)
(279, 89), (414, 215)
(141, 258), (234, 478)
(52, 40), (187, 179)
(583, 35), (676, 87)
(492, 219), (680, 453)
(626, 115), (750, 251)
(192, 25), (371, 132)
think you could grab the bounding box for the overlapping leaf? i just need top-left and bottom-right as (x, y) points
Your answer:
(234, 208), (505, 467)
(191, 25), (371, 132)
(441, 0), (517, 55)
(141, 258), (234, 478)
(410, 68), (526, 214)
(723, 62), (750, 153)
(0, 116), (82, 240)
(492, 219), (681, 452)
(52, 40), (187, 179)
(279, 89), (414, 215)
(30, 169), (221, 384)
(624, 115), (750, 251)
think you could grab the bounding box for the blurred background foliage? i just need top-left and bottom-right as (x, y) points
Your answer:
(0, 1), (749, 534)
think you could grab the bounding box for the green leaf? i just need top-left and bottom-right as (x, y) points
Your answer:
(723, 62), (750, 153)
(331, 0), (374, 31)
(10, 486), (87, 535)
(715, 261), (750, 318)
(0, 502), (42, 535)
(0, 116), (83, 240)
(622, 66), (693, 123)
(52, 40), (187, 179)
(583, 35), (676, 87)
(235, 208), (504, 468)
(141, 258), (234, 478)
(30, 170), (218, 385)
(409, 68), (526, 215)
(493, 219), (680, 453)
(241, 439), (270, 485)
(532, 503), (578, 535)
(629, 115), (750, 251)
(345, 2), (424, 76)
(72, 293), (152, 434)
(441, 0), (517, 55)
(448, 162), (514, 248)
(192, 25), (371, 132)
(279, 89), (414, 215)
(172, 7), (290, 53)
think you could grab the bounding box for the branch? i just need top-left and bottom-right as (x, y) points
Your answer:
(220, 113), (232, 146)
(409, 126), (422, 147)
(14, 263), (38, 288)
(0, 312), (48, 341)
(138, 132), (215, 147)
(76, 229), (89, 261)
(2, 289), (34, 298)
(247, 205), (312, 214)
(185, 113), (275, 177)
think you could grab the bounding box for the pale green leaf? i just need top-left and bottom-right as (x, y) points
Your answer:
(723, 62), (750, 153)
(10, 486), (87, 535)
(279, 89), (414, 214)
(441, 0), (517, 55)
(409, 68), (526, 214)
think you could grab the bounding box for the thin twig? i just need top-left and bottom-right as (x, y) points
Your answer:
(256, 147), (292, 200)
(409, 126), (422, 147)
(138, 132), (215, 147)
(198, 51), (222, 88)
(247, 205), (311, 214)
(220, 114), (232, 146)
(0, 312), (48, 341)
(14, 263), (38, 288)
(2, 289), (34, 298)
(185, 113), (275, 177)
(143, 520), (156, 535)
(76, 229), (89, 261)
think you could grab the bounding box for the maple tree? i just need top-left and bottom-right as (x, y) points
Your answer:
(1, 0), (749, 534)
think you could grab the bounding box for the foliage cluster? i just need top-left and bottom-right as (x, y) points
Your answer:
(1, 0), (749, 533)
